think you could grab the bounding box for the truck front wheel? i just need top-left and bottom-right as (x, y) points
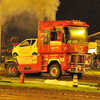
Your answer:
(49, 64), (61, 79)
(6, 62), (18, 76)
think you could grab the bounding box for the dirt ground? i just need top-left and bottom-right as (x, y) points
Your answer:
(0, 69), (100, 100)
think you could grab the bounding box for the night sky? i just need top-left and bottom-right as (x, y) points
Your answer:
(56, 0), (100, 35)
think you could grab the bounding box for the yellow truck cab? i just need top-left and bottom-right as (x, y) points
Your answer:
(12, 38), (38, 57)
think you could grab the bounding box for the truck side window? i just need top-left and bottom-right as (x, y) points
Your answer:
(21, 40), (31, 47)
(32, 40), (36, 45)
(63, 27), (69, 43)
(51, 32), (57, 41)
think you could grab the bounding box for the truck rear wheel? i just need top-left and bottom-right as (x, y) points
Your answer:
(49, 64), (61, 79)
(6, 62), (18, 76)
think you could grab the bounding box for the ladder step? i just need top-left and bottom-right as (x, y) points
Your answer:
(42, 65), (46, 66)
(42, 60), (47, 61)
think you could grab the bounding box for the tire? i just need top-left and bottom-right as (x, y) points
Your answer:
(6, 62), (18, 76)
(70, 73), (83, 79)
(49, 64), (61, 79)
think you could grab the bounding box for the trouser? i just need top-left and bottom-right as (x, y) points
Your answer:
(97, 60), (100, 69)
(92, 60), (95, 68)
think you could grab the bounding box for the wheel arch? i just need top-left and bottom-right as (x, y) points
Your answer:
(47, 59), (61, 72)
(32, 52), (38, 55)
(12, 53), (18, 56)
(5, 60), (17, 69)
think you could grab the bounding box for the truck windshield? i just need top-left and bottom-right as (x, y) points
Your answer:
(63, 26), (88, 44)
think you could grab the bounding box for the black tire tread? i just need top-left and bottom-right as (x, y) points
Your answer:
(49, 64), (61, 79)
(6, 62), (18, 76)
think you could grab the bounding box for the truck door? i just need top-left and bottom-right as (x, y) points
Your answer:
(50, 27), (62, 53)
(41, 29), (50, 53)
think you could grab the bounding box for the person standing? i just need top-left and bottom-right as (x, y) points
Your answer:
(97, 52), (100, 69)
(91, 52), (97, 68)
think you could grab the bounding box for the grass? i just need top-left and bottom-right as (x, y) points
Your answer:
(0, 67), (100, 93)
(0, 80), (99, 93)
(0, 76), (100, 93)
(91, 69), (100, 71)
(84, 68), (100, 76)
(0, 76), (98, 86)
(78, 81), (97, 86)
(0, 76), (46, 82)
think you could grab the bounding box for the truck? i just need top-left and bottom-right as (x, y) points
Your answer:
(4, 20), (90, 79)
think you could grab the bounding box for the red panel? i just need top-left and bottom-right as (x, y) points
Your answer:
(50, 45), (62, 53)
(61, 54), (70, 70)
(18, 64), (38, 73)
(40, 44), (49, 53)
(37, 55), (42, 71)
(62, 44), (88, 53)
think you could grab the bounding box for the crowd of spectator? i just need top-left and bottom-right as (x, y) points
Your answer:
(1, 49), (12, 56)
(0, 47), (12, 63)
(90, 52), (100, 69)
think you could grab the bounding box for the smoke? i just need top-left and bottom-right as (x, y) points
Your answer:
(1, 0), (60, 39)
(2, 12), (39, 39)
